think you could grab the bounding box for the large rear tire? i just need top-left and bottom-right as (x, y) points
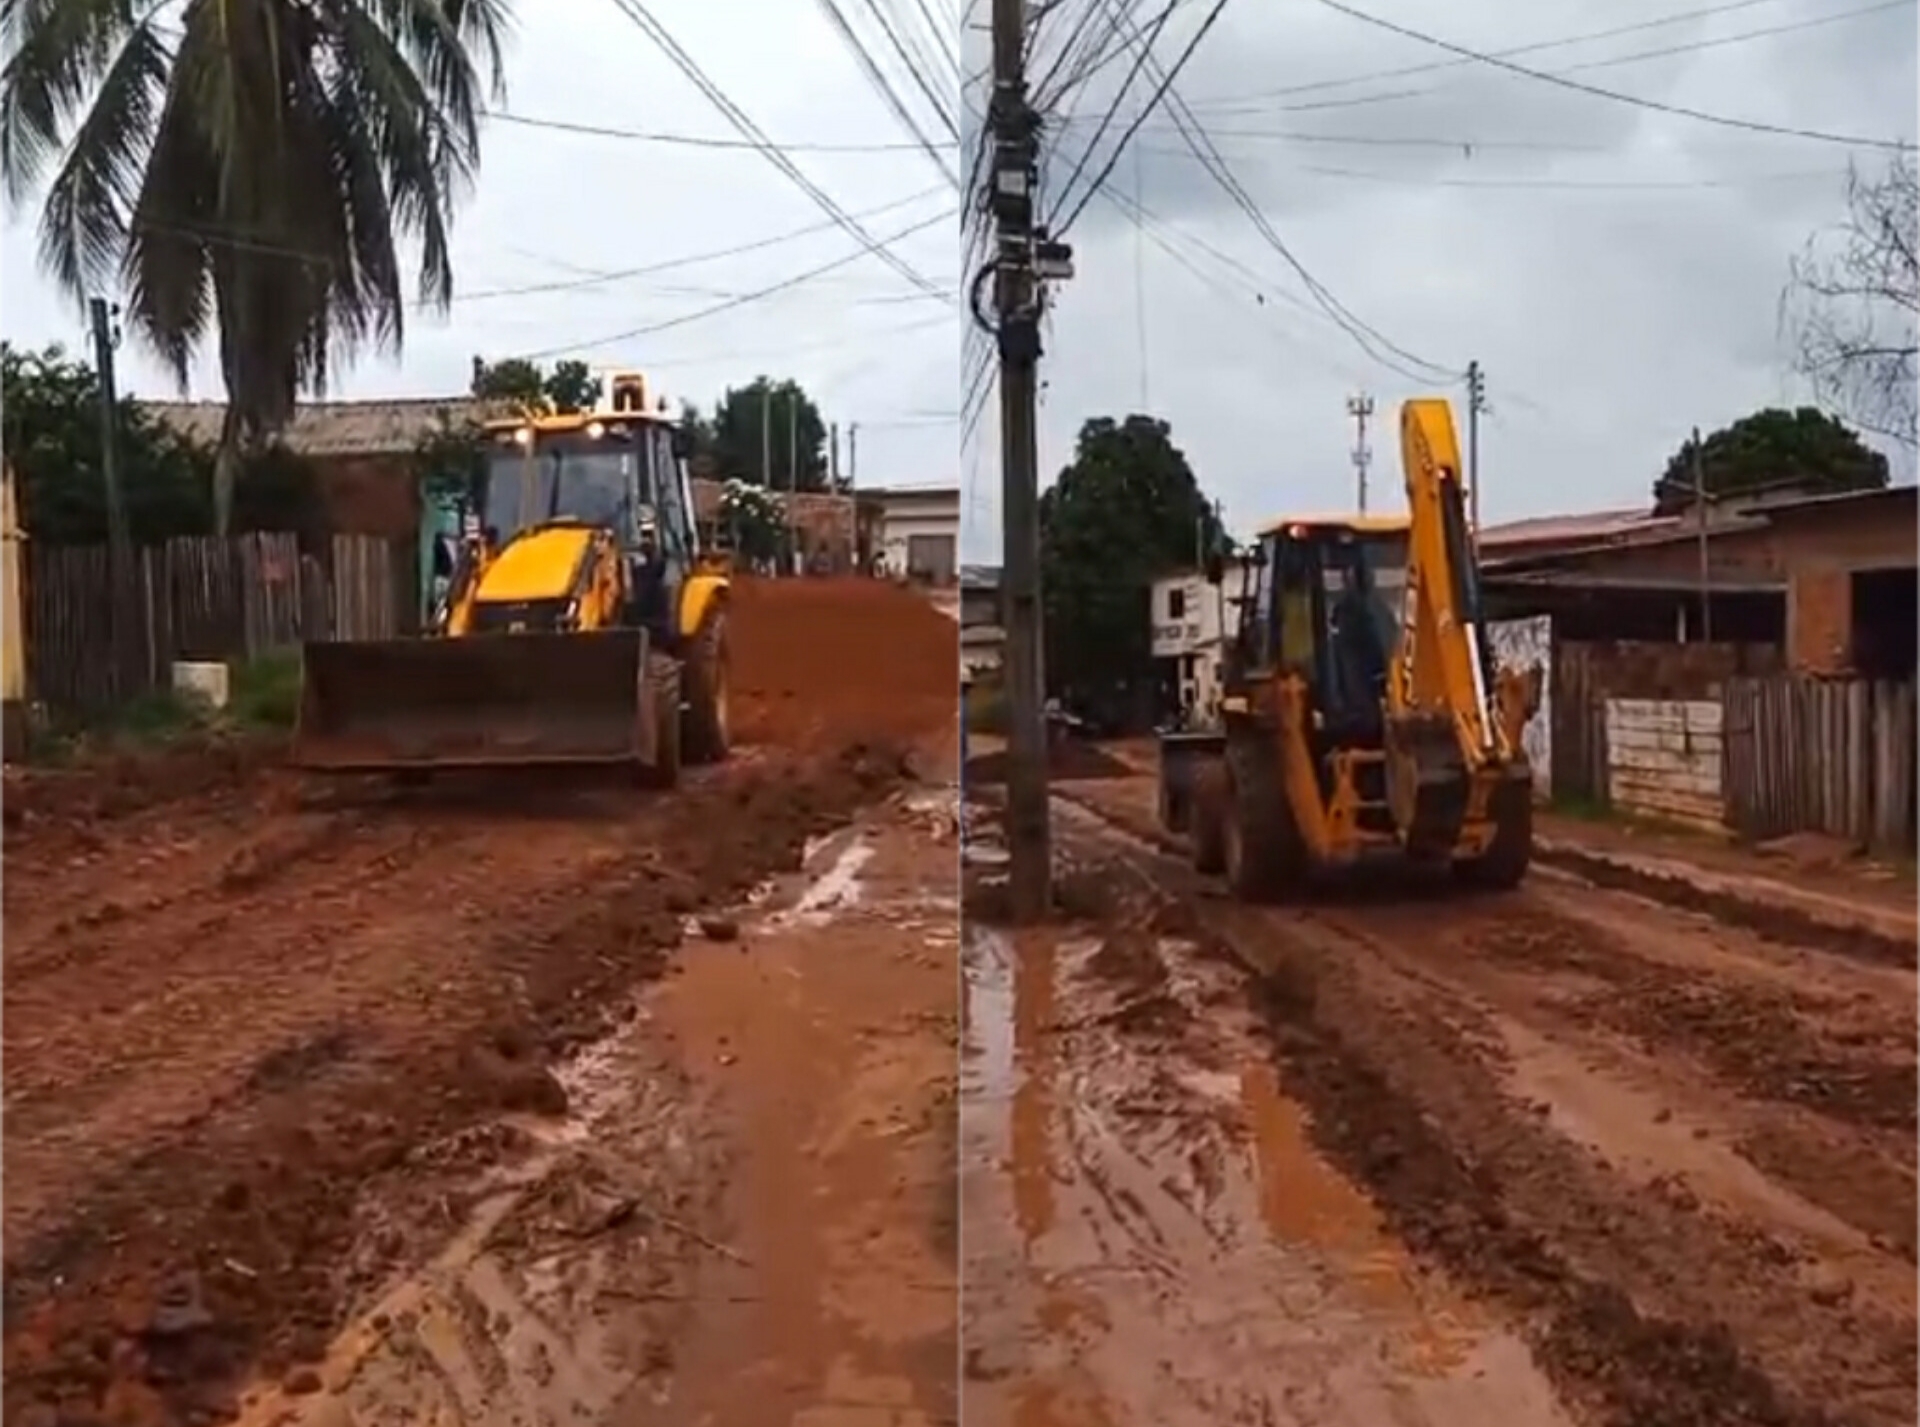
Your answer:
(645, 655), (683, 790)
(681, 607), (731, 766)
(1222, 736), (1303, 904)
(1191, 761), (1228, 874)
(1454, 778), (1531, 891)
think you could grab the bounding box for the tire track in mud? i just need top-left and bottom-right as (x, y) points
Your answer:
(1536, 846), (1914, 970)
(1223, 908), (1916, 1427)
(1323, 896), (1916, 1139)
(1307, 888), (1918, 1263)
(2, 743), (916, 1427)
(1035, 794), (1915, 1427)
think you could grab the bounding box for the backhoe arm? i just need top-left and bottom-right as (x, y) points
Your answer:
(1391, 398), (1506, 769)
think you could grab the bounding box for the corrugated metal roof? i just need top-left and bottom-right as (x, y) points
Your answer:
(1475, 507), (1669, 549)
(140, 397), (489, 456)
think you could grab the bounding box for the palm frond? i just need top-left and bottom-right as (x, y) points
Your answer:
(34, 13), (170, 298)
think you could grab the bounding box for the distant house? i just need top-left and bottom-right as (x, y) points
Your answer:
(868, 485), (959, 585)
(141, 397), (483, 541)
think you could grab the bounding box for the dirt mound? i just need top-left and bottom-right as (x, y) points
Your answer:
(1, 740), (912, 1427)
(4, 734), (280, 841)
(729, 577), (956, 749)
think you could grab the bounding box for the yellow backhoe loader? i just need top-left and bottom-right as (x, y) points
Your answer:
(294, 372), (731, 786)
(1162, 397), (1537, 898)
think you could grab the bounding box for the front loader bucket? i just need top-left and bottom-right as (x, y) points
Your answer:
(293, 629), (655, 773)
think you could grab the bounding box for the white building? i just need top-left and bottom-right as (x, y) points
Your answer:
(1150, 565), (1248, 725)
(869, 485), (960, 585)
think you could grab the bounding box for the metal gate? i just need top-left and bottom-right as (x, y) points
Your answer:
(906, 532), (956, 585)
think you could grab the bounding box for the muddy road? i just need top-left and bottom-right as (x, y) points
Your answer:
(3, 577), (960, 1427)
(963, 771), (1916, 1427)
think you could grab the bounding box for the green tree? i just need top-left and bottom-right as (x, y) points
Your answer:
(1652, 407), (1890, 515)
(707, 377), (829, 491)
(2, 342), (209, 543)
(1, 342), (322, 543)
(1040, 415), (1223, 710)
(470, 357), (601, 414)
(2, 0), (514, 534)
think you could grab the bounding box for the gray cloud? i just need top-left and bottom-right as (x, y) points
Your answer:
(963, 0), (1916, 557)
(2, 0), (962, 489)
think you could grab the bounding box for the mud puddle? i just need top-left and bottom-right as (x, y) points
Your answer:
(217, 786), (958, 1427)
(959, 834), (1571, 1425)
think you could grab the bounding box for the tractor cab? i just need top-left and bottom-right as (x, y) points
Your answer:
(473, 373), (700, 642)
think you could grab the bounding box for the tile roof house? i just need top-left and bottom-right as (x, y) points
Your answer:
(141, 397), (486, 540)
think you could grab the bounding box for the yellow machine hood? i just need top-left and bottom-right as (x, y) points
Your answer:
(476, 524), (597, 604)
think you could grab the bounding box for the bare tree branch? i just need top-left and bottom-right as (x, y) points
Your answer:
(1782, 154), (1918, 450)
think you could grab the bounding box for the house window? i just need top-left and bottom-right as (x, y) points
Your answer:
(1167, 587), (1186, 620)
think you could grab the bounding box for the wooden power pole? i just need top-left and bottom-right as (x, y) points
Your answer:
(989, 0), (1071, 923)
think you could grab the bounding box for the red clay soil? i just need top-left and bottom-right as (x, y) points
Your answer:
(0, 578), (962, 1427)
(729, 576), (957, 750)
(2, 740), (914, 1427)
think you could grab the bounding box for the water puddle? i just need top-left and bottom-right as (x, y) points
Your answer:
(960, 885), (1572, 1423)
(770, 834), (875, 928)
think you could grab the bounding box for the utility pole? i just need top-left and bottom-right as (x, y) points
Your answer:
(847, 421), (859, 489)
(1346, 392), (1374, 514)
(760, 384), (772, 489)
(988, 0), (1071, 923)
(89, 298), (130, 567)
(1692, 426), (1713, 643)
(787, 393), (800, 573)
(1465, 360), (1486, 533)
(830, 421), (841, 490)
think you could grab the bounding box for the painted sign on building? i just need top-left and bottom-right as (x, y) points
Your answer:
(1487, 614), (1553, 799)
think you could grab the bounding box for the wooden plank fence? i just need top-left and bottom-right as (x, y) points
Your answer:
(1722, 676), (1917, 852)
(25, 533), (405, 716)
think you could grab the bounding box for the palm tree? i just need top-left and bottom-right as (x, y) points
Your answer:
(1, 0), (514, 531)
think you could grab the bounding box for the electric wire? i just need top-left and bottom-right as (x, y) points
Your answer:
(517, 205), (954, 361)
(602, 0), (951, 298)
(1310, 0), (1915, 150)
(1058, 0), (1458, 383)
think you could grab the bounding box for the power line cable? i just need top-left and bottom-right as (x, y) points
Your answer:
(1065, 0), (1456, 382)
(518, 205), (954, 361)
(453, 186), (950, 304)
(812, 0), (959, 184)
(1211, 0), (1913, 117)
(1160, 0), (1798, 110)
(602, 0), (951, 297)
(1050, 0), (1238, 233)
(488, 110), (927, 152)
(1310, 0), (1916, 150)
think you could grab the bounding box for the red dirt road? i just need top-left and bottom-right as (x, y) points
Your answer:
(2, 576), (959, 1427)
(964, 769), (1916, 1427)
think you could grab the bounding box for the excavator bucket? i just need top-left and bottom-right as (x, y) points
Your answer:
(293, 629), (657, 773)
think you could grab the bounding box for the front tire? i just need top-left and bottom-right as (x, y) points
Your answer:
(645, 655), (683, 790)
(1222, 736), (1302, 904)
(681, 607), (731, 766)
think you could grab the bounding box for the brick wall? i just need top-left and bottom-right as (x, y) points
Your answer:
(1788, 568), (1853, 674)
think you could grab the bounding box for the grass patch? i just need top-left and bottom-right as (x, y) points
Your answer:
(27, 651), (302, 764)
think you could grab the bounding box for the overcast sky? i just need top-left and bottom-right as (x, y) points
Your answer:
(4, 0), (1912, 548)
(960, 0), (1917, 559)
(1, 0), (962, 492)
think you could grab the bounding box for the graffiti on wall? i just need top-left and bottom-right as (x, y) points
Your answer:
(1488, 614), (1553, 799)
